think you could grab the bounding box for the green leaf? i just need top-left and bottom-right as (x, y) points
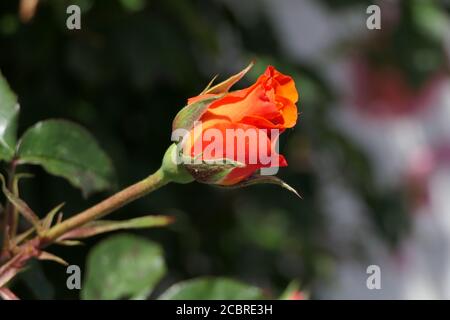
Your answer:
(81, 234), (166, 300)
(159, 277), (265, 300)
(413, 0), (449, 41)
(61, 215), (174, 240)
(0, 71), (19, 162)
(16, 119), (116, 197)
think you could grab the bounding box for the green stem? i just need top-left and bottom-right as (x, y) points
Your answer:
(10, 174), (20, 240)
(1, 144), (189, 288)
(41, 168), (170, 244)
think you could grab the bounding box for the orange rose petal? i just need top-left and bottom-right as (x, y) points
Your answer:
(187, 93), (221, 105)
(188, 120), (283, 165)
(278, 154), (288, 167)
(274, 75), (298, 104)
(263, 66), (299, 103)
(208, 85), (280, 125)
(220, 164), (261, 185)
(240, 115), (285, 129)
(177, 64), (299, 186)
(220, 154), (288, 185)
(199, 66), (299, 130)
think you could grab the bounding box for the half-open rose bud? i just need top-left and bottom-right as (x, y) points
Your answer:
(163, 63), (300, 196)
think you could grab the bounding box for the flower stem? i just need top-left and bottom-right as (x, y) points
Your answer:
(0, 168), (171, 290)
(41, 168), (170, 244)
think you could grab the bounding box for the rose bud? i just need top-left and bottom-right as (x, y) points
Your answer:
(161, 63), (300, 196)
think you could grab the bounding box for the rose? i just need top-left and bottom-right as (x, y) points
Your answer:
(166, 63), (300, 194)
(171, 63), (299, 185)
(0, 65), (300, 293)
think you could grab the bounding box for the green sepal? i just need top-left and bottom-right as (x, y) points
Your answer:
(183, 156), (244, 184)
(160, 144), (195, 184)
(172, 97), (219, 132)
(218, 174), (301, 198)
